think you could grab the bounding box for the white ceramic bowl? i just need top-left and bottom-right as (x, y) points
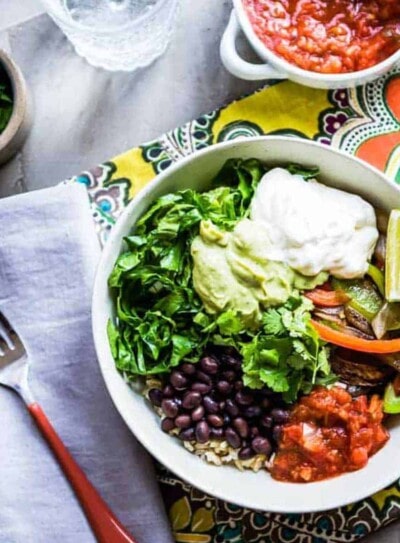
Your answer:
(92, 136), (400, 513)
(220, 5), (400, 89)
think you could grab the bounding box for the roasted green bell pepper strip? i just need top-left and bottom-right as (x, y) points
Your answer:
(383, 382), (400, 414)
(332, 277), (383, 321)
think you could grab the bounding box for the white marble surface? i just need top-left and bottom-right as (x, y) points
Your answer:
(0, 2), (400, 542)
(0, 0), (261, 197)
(0, 0), (42, 31)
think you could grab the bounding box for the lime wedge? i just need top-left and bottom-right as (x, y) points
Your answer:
(385, 209), (400, 302)
(383, 383), (400, 414)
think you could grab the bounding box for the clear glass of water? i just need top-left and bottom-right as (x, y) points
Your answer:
(40, 0), (179, 71)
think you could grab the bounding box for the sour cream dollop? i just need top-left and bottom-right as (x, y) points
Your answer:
(250, 168), (379, 278)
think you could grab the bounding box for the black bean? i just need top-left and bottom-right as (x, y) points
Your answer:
(272, 425), (283, 443)
(148, 388), (163, 407)
(191, 405), (205, 422)
(210, 427), (224, 439)
(225, 399), (239, 417)
(196, 371), (212, 385)
(238, 447), (255, 460)
(175, 414), (192, 429)
(222, 370), (236, 382)
(195, 421), (210, 443)
(182, 391), (202, 410)
(161, 417), (175, 433)
(271, 408), (290, 424)
(200, 356), (219, 375)
(242, 406), (261, 419)
(223, 414), (231, 426)
(252, 436), (272, 456)
(260, 415), (273, 428)
(234, 381), (244, 392)
(180, 362), (196, 376)
(191, 382), (212, 395)
(250, 426), (260, 438)
(222, 355), (241, 370)
(261, 397), (271, 410)
(225, 427), (241, 449)
(232, 417), (249, 438)
(207, 414), (224, 428)
(179, 427), (195, 441)
(170, 370), (188, 390)
(219, 401), (226, 411)
(235, 390), (254, 406)
(217, 380), (233, 396)
(203, 395), (219, 414)
(161, 398), (179, 418)
(260, 387), (274, 396)
(162, 384), (175, 398)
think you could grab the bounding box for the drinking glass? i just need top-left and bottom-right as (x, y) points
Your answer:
(40, 0), (179, 71)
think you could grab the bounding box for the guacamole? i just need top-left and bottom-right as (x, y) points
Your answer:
(191, 219), (286, 328)
(191, 219), (327, 329)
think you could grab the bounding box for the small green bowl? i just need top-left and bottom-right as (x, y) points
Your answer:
(0, 50), (31, 165)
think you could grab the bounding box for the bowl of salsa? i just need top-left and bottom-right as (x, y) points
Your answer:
(220, 0), (400, 89)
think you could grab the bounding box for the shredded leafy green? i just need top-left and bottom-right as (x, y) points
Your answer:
(108, 158), (334, 400)
(108, 159), (266, 377)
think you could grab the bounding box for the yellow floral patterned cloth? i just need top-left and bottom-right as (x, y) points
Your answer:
(72, 69), (400, 543)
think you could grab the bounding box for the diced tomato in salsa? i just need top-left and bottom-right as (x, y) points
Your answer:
(244, 0), (400, 74)
(271, 387), (389, 483)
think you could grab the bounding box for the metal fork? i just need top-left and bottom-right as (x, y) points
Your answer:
(0, 312), (138, 543)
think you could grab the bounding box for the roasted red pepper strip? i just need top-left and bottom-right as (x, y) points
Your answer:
(305, 288), (350, 307)
(311, 320), (400, 353)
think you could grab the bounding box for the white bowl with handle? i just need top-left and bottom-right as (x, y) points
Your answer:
(220, 3), (400, 89)
(92, 136), (400, 513)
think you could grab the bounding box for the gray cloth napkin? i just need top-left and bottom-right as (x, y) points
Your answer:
(0, 183), (174, 543)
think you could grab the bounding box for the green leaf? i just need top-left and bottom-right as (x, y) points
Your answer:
(241, 296), (334, 400)
(0, 77), (13, 134)
(317, 347), (331, 376)
(154, 290), (187, 317)
(107, 319), (119, 359)
(124, 235), (147, 250)
(170, 335), (197, 367)
(286, 163), (319, 180)
(216, 310), (244, 335)
(262, 309), (285, 335)
(259, 367), (289, 392)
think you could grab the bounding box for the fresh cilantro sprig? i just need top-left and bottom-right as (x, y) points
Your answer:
(240, 295), (335, 402)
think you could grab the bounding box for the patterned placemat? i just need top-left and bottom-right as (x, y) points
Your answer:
(71, 68), (400, 543)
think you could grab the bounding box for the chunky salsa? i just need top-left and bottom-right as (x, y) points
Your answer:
(243, 0), (400, 74)
(271, 387), (389, 482)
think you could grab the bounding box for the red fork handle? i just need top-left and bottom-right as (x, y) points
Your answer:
(28, 402), (138, 543)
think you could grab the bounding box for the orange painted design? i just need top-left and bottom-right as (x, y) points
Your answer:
(385, 77), (400, 123)
(357, 133), (400, 172)
(356, 77), (400, 172)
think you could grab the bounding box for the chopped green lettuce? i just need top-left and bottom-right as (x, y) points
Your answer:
(108, 159), (265, 377)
